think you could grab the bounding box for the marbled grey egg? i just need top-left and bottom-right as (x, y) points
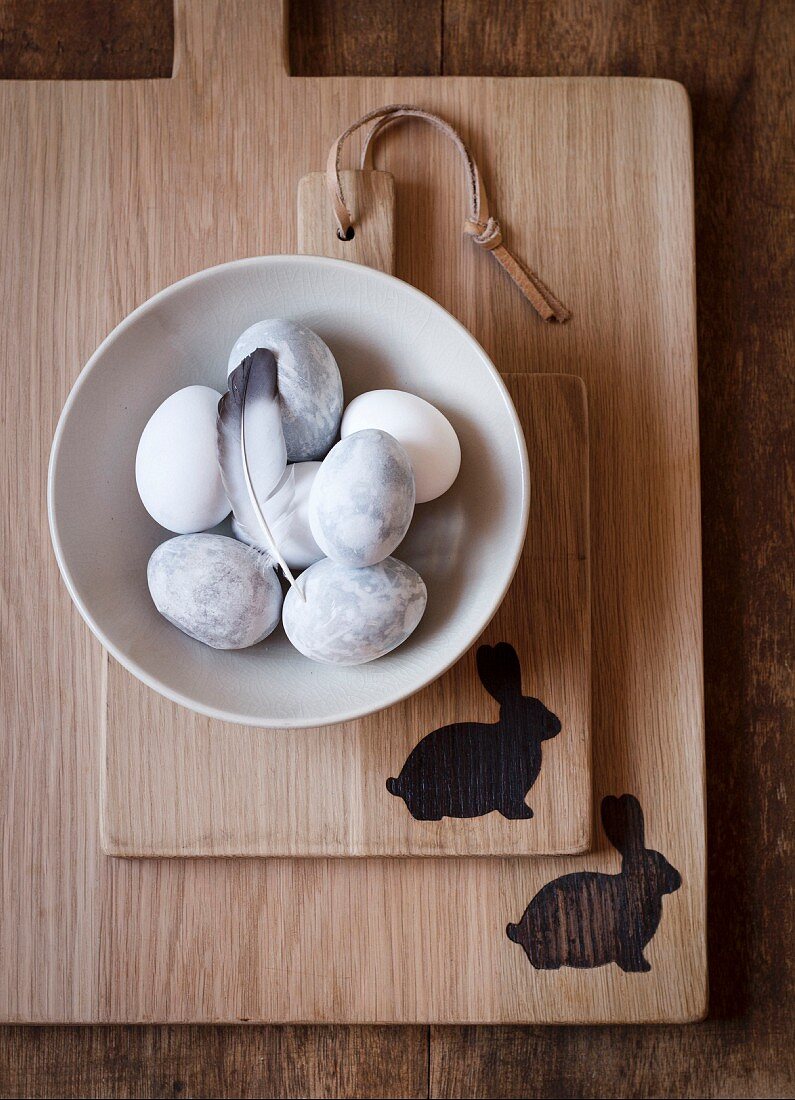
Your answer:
(308, 429), (415, 567)
(147, 534), (283, 650)
(282, 556), (427, 665)
(227, 319), (343, 461)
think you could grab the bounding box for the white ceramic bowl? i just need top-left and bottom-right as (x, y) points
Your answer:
(48, 256), (529, 727)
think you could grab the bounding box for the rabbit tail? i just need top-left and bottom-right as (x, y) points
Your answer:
(506, 922), (520, 943)
(386, 777), (401, 796)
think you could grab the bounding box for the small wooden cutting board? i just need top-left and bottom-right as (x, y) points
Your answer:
(102, 372), (591, 857)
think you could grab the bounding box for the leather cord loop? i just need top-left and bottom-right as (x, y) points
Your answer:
(326, 104), (571, 323)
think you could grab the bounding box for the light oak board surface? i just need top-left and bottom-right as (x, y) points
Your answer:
(0, 0), (704, 1022)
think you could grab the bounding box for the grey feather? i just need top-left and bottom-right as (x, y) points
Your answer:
(217, 348), (300, 590)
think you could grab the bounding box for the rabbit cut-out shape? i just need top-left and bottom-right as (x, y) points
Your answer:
(386, 642), (561, 821)
(506, 794), (681, 972)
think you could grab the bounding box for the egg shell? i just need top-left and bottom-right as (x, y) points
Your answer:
(282, 556), (427, 665)
(309, 429), (415, 568)
(233, 460), (324, 572)
(148, 533), (282, 650)
(341, 389), (461, 503)
(227, 319), (343, 461)
(135, 385), (230, 534)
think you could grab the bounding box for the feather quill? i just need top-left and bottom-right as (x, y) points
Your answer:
(217, 348), (302, 594)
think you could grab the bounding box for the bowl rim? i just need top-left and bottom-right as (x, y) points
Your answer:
(48, 253), (530, 728)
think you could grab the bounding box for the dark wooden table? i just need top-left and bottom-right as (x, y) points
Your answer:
(1, 2), (792, 1096)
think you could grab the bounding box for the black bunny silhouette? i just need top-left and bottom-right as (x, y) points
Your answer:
(386, 642), (561, 821)
(506, 794), (682, 972)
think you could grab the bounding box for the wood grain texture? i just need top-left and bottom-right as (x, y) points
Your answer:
(0, 0), (172, 79)
(0, 0), (789, 1095)
(299, 169), (396, 272)
(102, 372), (591, 856)
(0, 0), (703, 1023)
(288, 0), (441, 77)
(0, 1025), (428, 1099)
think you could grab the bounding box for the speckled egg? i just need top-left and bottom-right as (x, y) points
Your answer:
(233, 460), (324, 572)
(282, 556), (427, 665)
(308, 429), (415, 568)
(227, 319), (343, 461)
(147, 534), (283, 650)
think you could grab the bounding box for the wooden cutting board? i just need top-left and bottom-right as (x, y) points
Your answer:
(100, 165), (592, 858)
(0, 0), (706, 1022)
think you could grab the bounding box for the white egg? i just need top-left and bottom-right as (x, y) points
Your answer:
(282, 556), (427, 665)
(309, 430), (415, 568)
(135, 386), (229, 534)
(227, 319), (343, 461)
(233, 460), (324, 572)
(340, 389), (461, 503)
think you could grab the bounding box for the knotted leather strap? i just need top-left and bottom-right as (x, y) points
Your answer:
(326, 104), (571, 323)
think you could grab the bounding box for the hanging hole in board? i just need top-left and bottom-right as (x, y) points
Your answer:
(336, 226), (355, 242)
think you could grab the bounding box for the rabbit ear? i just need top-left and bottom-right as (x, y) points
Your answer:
(476, 643), (522, 704)
(601, 794), (646, 859)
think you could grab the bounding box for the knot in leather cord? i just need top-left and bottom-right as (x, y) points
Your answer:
(464, 217), (503, 251)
